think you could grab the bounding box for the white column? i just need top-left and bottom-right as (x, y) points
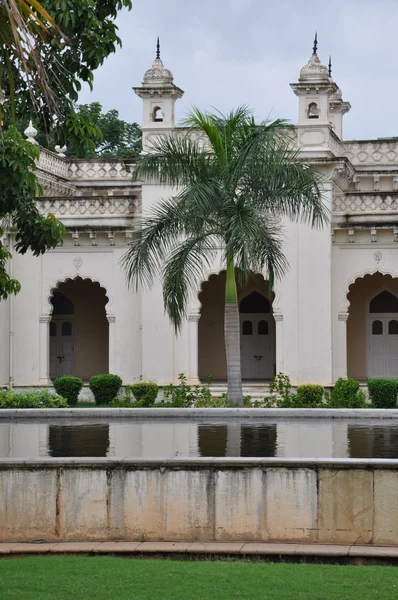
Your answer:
(107, 315), (116, 374)
(274, 312), (284, 375)
(188, 313), (200, 384)
(39, 315), (51, 385)
(334, 312), (349, 381)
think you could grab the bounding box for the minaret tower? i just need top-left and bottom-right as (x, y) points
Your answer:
(290, 33), (336, 126)
(327, 56), (351, 139)
(133, 38), (184, 149)
(290, 35), (351, 146)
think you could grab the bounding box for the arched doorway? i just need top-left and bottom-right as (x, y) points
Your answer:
(198, 272), (275, 381)
(347, 273), (398, 380)
(49, 278), (109, 381)
(240, 291), (275, 379)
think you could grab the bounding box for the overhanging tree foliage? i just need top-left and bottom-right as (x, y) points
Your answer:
(123, 107), (328, 404)
(0, 0), (131, 300)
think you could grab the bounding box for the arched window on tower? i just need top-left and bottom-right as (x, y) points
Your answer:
(152, 106), (164, 122)
(307, 102), (319, 119)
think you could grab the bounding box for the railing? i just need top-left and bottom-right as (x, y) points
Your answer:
(342, 140), (398, 166)
(333, 193), (398, 213)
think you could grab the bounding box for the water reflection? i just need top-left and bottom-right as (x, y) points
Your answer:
(49, 425), (109, 457)
(0, 419), (398, 459)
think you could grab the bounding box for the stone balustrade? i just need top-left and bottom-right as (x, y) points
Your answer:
(0, 457), (396, 545)
(342, 140), (398, 166)
(333, 193), (398, 213)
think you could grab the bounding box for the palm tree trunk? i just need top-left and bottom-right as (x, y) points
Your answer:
(224, 254), (243, 405)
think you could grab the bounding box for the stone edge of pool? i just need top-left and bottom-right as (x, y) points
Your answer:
(0, 456), (398, 468)
(1, 407), (398, 419)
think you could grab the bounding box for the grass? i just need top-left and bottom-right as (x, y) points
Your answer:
(0, 556), (397, 599)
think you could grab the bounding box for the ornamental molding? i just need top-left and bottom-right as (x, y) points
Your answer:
(340, 265), (398, 313)
(342, 140), (398, 166)
(45, 273), (113, 316)
(333, 193), (398, 213)
(68, 160), (135, 181)
(37, 196), (141, 219)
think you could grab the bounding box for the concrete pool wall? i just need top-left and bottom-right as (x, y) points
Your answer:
(1, 457), (398, 546)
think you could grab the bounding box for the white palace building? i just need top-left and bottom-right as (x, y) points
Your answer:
(2, 42), (398, 392)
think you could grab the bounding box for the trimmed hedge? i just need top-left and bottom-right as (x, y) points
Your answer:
(53, 376), (83, 406)
(89, 374), (122, 405)
(0, 389), (67, 408)
(295, 384), (324, 407)
(330, 378), (366, 408)
(368, 378), (398, 408)
(127, 382), (158, 407)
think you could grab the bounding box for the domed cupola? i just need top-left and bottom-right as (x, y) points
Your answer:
(143, 40), (174, 86)
(299, 35), (330, 83)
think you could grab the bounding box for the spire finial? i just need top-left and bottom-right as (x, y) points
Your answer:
(156, 37), (160, 60)
(328, 55), (332, 77)
(313, 31), (318, 55)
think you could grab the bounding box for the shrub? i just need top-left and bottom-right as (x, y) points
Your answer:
(367, 378), (398, 408)
(329, 377), (366, 408)
(296, 384), (324, 407)
(0, 389), (67, 408)
(89, 374), (122, 405)
(53, 376), (83, 406)
(162, 373), (213, 407)
(126, 382), (159, 407)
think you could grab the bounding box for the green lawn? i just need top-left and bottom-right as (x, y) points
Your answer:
(0, 556), (397, 599)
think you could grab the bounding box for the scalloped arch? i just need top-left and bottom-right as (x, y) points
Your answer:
(189, 267), (281, 316)
(45, 273), (113, 316)
(341, 267), (398, 312)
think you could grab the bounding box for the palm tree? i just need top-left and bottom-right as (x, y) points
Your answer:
(123, 107), (328, 404)
(0, 0), (60, 124)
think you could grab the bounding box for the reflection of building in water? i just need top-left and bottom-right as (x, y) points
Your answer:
(275, 421), (348, 458)
(348, 424), (398, 459)
(109, 422), (199, 458)
(7, 419), (398, 459)
(0, 423), (49, 458)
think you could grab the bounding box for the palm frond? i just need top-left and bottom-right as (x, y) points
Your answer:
(162, 233), (219, 331)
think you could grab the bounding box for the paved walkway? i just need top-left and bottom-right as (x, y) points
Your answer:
(1, 541), (398, 558)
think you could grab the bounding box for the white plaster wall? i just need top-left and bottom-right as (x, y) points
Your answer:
(11, 250), (41, 385)
(0, 297), (9, 386)
(140, 184), (183, 384)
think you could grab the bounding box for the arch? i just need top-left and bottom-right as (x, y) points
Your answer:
(346, 272), (398, 380)
(45, 274), (112, 316)
(341, 266), (398, 313)
(152, 106), (164, 122)
(307, 102), (319, 119)
(370, 290), (398, 313)
(197, 269), (276, 380)
(189, 266), (281, 318)
(240, 291), (271, 313)
(48, 277), (110, 380)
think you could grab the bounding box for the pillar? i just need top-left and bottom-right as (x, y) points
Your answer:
(334, 312), (349, 381)
(107, 315), (116, 374)
(274, 312), (284, 375)
(188, 313), (200, 384)
(39, 315), (51, 385)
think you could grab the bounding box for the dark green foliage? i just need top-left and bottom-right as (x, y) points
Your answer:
(89, 374), (122, 405)
(329, 377), (367, 408)
(53, 376), (83, 406)
(3, 0), (133, 155)
(0, 127), (65, 300)
(0, 389), (67, 408)
(126, 382), (158, 407)
(367, 378), (398, 408)
(296, 384), (324, 407)
(163, 373), (214, 407)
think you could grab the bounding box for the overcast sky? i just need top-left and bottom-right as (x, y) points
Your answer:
(79, 0), (398, 140)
